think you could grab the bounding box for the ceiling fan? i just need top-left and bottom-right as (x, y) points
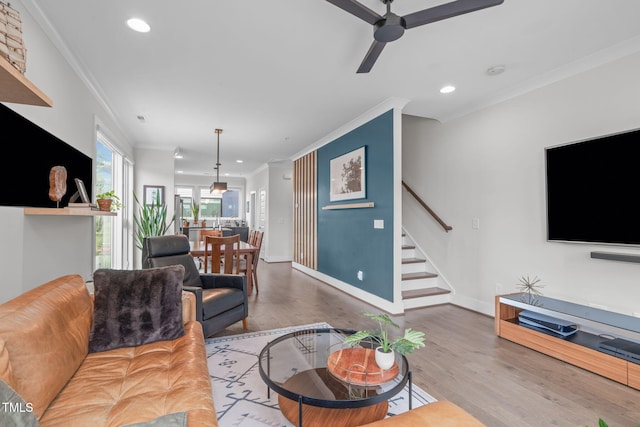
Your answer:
(326, 0), (504, 73)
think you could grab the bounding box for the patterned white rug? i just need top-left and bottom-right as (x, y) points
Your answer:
(206, 322), (437, 426)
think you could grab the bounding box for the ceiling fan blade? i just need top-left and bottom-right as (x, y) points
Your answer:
(403, 0), (504, 29)
(357, 40), (386, 73)
(326, 0), (384, 25)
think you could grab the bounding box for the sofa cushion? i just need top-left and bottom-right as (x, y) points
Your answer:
(0, 275), (93, 420)
(89, 266), (185, 353)
(361, 401), (486, 426)
(41, 322), (217, 427)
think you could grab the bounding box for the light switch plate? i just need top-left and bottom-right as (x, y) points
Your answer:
(374, 220), (384, 229)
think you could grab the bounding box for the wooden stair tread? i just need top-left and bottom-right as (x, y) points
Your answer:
(402, 271), (437, 280)
(402, 257), (426, 264)
(402, 287), (450, 299)
(402, 244), (415, 250)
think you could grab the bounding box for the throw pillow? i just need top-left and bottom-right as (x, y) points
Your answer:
(0, 380), (40, 427)
(88, 265), (185, 353)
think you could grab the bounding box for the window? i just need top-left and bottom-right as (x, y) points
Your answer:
(222, 190), (240, 217)
(199, 188), (221, 218)
(95, 128), (133, 269)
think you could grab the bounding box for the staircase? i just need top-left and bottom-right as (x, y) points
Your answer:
(401, 231), (451, 310)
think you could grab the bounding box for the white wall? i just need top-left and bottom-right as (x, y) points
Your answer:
(133, 147), (175, 268)
(267, 161), (293, 262)
(402, 51), (640, 317)
(245, 163), (293, 262)
(0, 1), (132, 303)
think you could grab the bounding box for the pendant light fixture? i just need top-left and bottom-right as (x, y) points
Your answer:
(210, 129), (227, 194)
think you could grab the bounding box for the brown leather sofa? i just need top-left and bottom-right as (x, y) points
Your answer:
(361, 401), (486, 426)
(0, 274), (217, 426)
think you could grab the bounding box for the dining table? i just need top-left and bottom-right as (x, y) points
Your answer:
(189, 240), (259, 294)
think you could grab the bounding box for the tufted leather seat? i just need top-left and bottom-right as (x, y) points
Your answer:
(0, 274), (217, 426)
(142, 234), (248, 337)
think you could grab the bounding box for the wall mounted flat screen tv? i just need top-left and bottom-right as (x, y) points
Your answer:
(0, 103), (92, 208)
(545, 127), (640, 246)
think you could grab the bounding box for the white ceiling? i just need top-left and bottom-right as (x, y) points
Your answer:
(24, 0), (640, 178)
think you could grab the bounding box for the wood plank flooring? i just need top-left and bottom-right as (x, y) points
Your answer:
(215, 261), (640, 427)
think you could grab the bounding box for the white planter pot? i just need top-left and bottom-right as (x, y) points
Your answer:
(374, 347), (395, 370)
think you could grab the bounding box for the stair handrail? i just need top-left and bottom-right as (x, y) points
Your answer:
(402, 180), (452, 232)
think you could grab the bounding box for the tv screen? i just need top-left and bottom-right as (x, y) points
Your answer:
(0, 104), (93, 208)
(545, 128), (640, 246)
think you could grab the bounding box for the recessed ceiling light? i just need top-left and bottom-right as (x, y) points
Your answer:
(127, 18), (150, 33)
(176, 170), (183, 174)
(236, 160), (244, 163)
(440, 85), (456, 94)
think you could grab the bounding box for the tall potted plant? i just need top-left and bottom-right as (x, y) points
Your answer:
(133, 192), (175, 250)
(191, 201), (200, 224)
(343, 312), (426, 370)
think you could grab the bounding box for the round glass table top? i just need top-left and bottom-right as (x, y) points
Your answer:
(258, 328), (410, 409)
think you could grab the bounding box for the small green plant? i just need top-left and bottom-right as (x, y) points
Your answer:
(133, 192), (175, 250)
(95, 190), (122, 211)
(343, 312), (426, 355)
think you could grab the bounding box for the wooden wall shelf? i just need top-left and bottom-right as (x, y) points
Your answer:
(0, 56), (53, 107)
(322, 202), (374, 210)
(24, 208), (116, 217)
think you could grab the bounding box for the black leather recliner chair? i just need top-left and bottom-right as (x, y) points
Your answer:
(142, 234), (248, 337)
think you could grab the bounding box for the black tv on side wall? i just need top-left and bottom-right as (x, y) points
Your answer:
(0, 103), (92, 208)
(545, 127), (640, 246)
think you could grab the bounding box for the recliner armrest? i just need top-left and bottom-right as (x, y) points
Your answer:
(199, 273), (247, 294)
(182, 286), (204, 322)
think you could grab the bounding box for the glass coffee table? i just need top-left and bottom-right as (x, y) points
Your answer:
(258, 328), (413, 427)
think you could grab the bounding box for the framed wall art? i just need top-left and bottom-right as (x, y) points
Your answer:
(330, 146), (366, 201)
(144, 185), (165, 205)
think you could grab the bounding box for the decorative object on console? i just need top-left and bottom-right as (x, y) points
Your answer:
(342, 312), (425, 370)
(517, 274), (544, 305)
(48, 165), (67, 207)
(88, 265), (185, 353)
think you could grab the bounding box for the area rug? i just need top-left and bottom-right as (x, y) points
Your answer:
(205, 322), (437, 426)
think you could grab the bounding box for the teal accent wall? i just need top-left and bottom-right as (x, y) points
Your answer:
(317, 110), (394, 301)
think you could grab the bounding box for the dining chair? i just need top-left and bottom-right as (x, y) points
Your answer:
(195, 229), (222, 271)
(240, 230), (263, 293)
(205, 234), (241, 274)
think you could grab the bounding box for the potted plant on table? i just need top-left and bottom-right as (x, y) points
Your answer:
(191, 201), (200, 225)
(96, 190), (122, 212)
(343, 312), (426, 370)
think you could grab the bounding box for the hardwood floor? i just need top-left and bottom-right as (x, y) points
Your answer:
(215, 261), (640, 427)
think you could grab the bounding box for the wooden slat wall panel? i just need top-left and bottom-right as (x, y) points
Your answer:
(293, 151), (317, 269)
